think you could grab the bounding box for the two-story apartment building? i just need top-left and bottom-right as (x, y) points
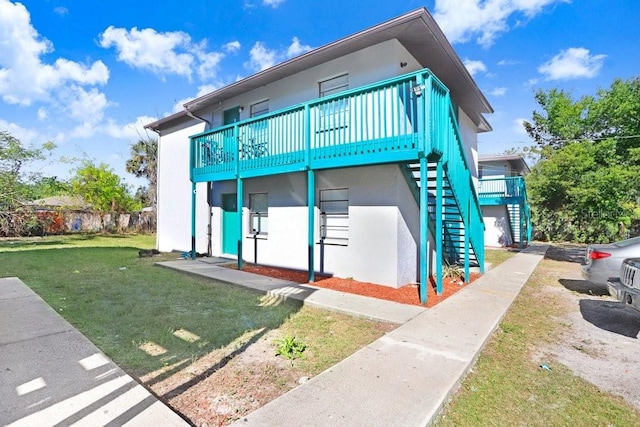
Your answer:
(146, 8), (493, 303)
(477, 154), (531, 248)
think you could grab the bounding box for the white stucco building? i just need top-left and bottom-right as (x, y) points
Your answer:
(146, 8), (493, 301)
(477, 154), (531, 248)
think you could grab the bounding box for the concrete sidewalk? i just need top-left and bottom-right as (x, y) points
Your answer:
(157, 258), (427, 325)
(0, 277), (188, 427)
(160, 246), (548, 426)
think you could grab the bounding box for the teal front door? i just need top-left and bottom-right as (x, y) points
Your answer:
(222, 193), (238, 255)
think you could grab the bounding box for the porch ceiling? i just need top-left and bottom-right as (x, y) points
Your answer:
(147, 8), (492, 133)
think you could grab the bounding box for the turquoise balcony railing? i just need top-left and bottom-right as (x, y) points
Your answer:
(478, 176), (526, 205)
(189, 68), (486, 291)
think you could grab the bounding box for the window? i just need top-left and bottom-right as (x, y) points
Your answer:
(318, 74), (349, 131)
(319, 74), (348, 97)
(250, 99), (269, 117)
(249, 193), (268, 236)
(320, 188), (348, 245)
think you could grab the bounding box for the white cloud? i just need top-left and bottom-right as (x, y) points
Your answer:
(99, 26), (195, 79)
(37, 107), (48, 121)
(513, 117), (528, 135)
(224, 41), (241, 53)
(286, 37), (312, 57)
(0, 0), (109, 106)
(463, 59), (487, 76)
(0, 118), (39, 144)
(105, 115), (158, 140)
(246, 37), (312, 72)
(53, 6), (68, 16)
(247, 42), (277, 72)
(489, 87), (507, 96)
(433, 0), (568, 47)
(263, 0), (285, 8)
(497, 59), (520, 66)
(538, 47), (606, 80)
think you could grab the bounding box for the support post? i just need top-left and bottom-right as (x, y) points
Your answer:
(464, 197), (470, 282)
(307, 169), (315, 282)
(419, 156), (429, 305)
(435, 160), (443, 294)
(237, 178), (243, 269)
(191, 181), (196, 260)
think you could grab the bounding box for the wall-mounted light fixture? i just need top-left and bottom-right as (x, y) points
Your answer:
(400, 62), (408, 68)
(412, 84), (425, 97)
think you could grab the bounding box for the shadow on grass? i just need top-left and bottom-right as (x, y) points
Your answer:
(579, 299), (640, 338)
(545, 245), (586, 263)
(0, 244), (305, 400)
(558, 278), (609, 297)
(0, 233), (98, 250)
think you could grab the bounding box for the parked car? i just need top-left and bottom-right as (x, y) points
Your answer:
(607, 258), (640, 313)
(582, 236), (640, 285)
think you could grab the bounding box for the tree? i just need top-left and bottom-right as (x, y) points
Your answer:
(523, 77), (640, 243)
(0, 131), (56, 209)
(71, 161), (140, 213)
(126, 136), (157, 210)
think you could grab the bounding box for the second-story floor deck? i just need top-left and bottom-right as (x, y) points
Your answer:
(478, 176), (528, 206)
(190, 69), (462, 182)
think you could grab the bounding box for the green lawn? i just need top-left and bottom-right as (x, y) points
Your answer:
(0, 234), (391, 378)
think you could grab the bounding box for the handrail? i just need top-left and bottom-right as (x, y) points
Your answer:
(190, 67), (486, 268)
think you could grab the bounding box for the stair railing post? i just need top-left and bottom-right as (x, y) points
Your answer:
(435, 160), (443, 294)
(419, 155), (429, 305)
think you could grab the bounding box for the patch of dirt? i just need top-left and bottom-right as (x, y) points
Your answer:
(227, 263), (481, 308)
(149, 264), (480, 425)
(143, 329), (306, 426)
(536, 246), (640, 410)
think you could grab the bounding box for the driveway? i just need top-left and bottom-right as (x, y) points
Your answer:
(542, 245), (640, 410)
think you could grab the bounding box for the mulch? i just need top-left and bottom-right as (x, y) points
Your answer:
(225, 263), (480, 308)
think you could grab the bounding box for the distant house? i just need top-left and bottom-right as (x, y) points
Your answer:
(146, 8), (494, 302)
(477, 154), (531, 248)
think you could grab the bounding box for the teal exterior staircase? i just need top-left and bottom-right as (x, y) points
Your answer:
(189, 68), (485, 304)
(478, 176), (532, 248)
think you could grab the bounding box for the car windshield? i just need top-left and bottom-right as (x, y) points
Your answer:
(614, 236), (640, 248)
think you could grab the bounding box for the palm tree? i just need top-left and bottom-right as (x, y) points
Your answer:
(126, 136), (157, 212)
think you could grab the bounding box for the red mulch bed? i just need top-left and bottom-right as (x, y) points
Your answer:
(225, 263), (480, 308)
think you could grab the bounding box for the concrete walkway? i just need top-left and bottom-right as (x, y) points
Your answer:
(0, 277), (189, 427)
(160, 246), (548, 426)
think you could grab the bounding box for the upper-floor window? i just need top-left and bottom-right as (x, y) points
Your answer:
(319, 74), (348, 97)
(250, 99), (269, 117)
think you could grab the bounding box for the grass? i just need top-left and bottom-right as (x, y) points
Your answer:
(0, 233), (392, 379)
(484, 248), (519, 268)
(436, 257), (640, 426)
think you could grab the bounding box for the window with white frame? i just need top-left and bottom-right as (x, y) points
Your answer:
(250, 99), (269, 117)
(249, 193), (268, 236)
(320, 188), (348, 245)
(318, 74), (349, 131)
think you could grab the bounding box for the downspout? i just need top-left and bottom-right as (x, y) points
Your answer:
(185, 107), (214, 257)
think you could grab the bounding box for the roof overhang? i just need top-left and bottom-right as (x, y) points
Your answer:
(478, 154), (531, 174)
(147, 7), (493, 132)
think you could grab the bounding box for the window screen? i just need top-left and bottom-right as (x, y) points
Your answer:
(320, 188), (348, 245)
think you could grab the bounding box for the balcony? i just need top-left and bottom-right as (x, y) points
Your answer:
(477, 176), (527, 206)
(189, 69), (462, 182)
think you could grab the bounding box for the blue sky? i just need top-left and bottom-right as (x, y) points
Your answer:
(1, 0), (638, 188)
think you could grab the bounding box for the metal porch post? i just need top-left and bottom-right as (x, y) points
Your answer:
(237, 178), (243, 269)
(435, 160), (443, 294)
(419, 156), (430, 304)
(464, 197), (470, 283)
(308, 170), (315, 282)
(191, 181), (196, 260)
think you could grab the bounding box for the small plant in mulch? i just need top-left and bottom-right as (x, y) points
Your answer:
(274, 334), (306, 361)
(442, 261), (465, 284)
